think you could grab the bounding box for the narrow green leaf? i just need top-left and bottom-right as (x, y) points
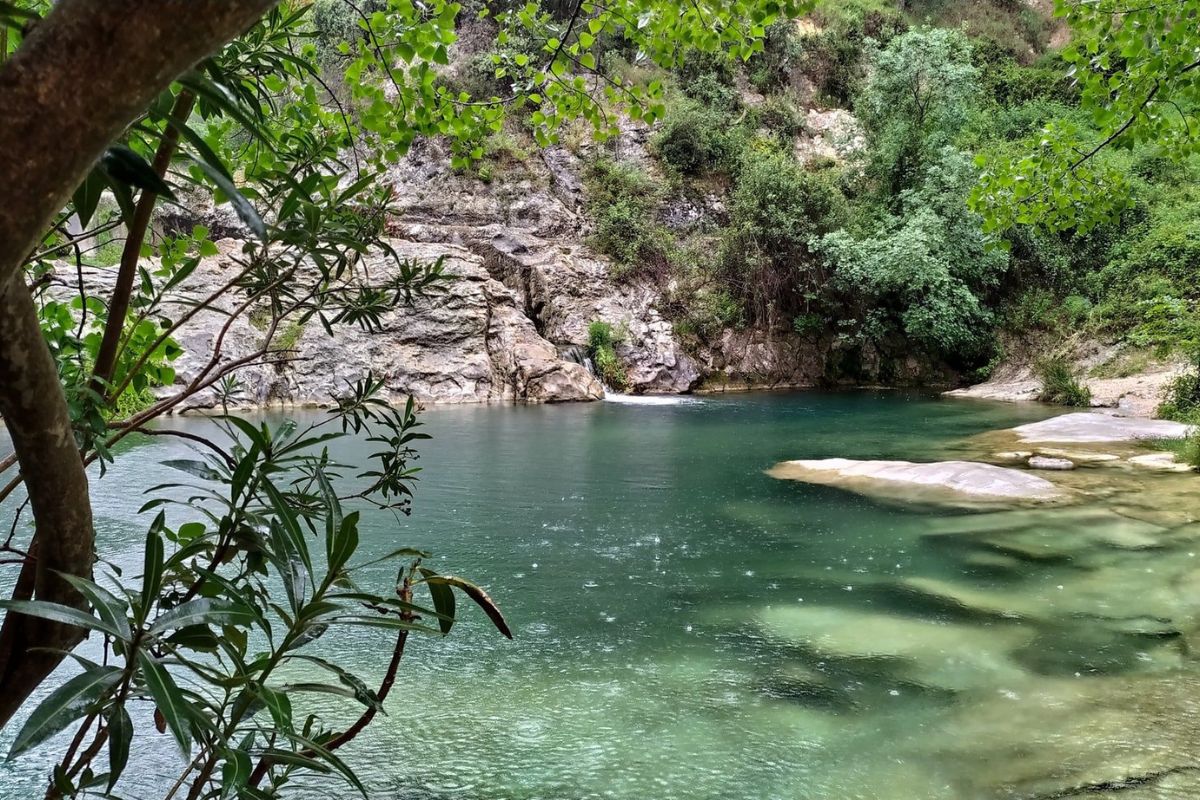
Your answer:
(190, 158), (267, 242)
(56, 573), (131, 642)
(0, 600), (119, 639)
(101, 145), (176, 201)
(257, 685), (292, 733)
(220, 748), (252, 799)
(418, 567), (456, 636)
(161, 459), (223, 481)
(136, 652), (191, 755)
(105, 705), (133, 791)
(149, 599), (256, 635)
(7, 667), (122, 760)
(141, 517), (165, 623)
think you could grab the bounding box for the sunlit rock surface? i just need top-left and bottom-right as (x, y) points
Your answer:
(768, 458), (1065, 505)
(1011, 412), (1193, 443)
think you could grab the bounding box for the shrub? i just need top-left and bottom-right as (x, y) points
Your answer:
(729, 148), (847, 260)
(751, 94), (806, 139)
(587, 320), (628, 389)
(720, 148), (848, 324)
(653, 101), (736, 176)
(858, 28), (979, 198)
(683, 71), (740, 112)
(1037, 357), (1092, 407)
(793, 312), (825, 336)
(1063, 294), (1093, 326)
(311, 0), (386, 69)
(1158, 359), (1200, 423)
(584, 159), (671, 275)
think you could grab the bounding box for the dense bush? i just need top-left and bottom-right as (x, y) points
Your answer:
(751, 94), (806, 139)
(653, 101), (737, 176)
(719, 148), (847, 324)
(1037, 357), (1092, 406)
(1159, 361), (1200, 423)
(799, 1), (907, 106)
(585, 159), (672, 275)
(820, 149), (1006, 363)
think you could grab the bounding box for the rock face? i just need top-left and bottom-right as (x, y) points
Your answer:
(768, 458), (1065, 505)
(1010, 412), (1193, 443)
(382, 135), (824, 397)
(159, 240), (603, 409)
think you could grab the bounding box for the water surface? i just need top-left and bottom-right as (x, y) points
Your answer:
(4, 391), (1200, 799)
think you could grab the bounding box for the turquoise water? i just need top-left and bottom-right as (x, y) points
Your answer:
(5, 391), (1200, 799)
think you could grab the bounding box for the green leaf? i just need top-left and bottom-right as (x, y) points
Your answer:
(257, 685), (293, 732)
(137, 652), (192, 755)
(101, 145), (176, 201)
(190, 158), (268, 243)
(141, 516), (165, 622)
(161, 459), (223, 481)
(7, 667), (122, 760)
(72, 169), (107, 230)
(418, 567), (456, 636)
(168, 118), (233, 182)
(220, 748), (252, 799)
(423, 576), (513, 639)
(106, 705), (133, 791)
(0, 599), (120, 639)
(263, 479), (313, 579)
(149, 599), (256, 635)
(56, 573), (131, 642)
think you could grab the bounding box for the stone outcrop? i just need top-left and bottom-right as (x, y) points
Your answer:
(380, 134), (823, 397)
(77, 239), (604, 410)
(768, 458), (1066, 505)
(1010, 412), (1193, 444)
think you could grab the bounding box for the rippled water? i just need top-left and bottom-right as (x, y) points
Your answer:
(5, 391), (1200, 799)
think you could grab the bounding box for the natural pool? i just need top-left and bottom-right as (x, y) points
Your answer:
(4, 391), (1200, 799)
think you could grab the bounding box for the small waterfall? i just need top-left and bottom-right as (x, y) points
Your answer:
(559, 344), (602, 386)
(558, 344), (698, 404)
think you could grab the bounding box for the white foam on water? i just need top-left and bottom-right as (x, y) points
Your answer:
(603, 390), (702, 405)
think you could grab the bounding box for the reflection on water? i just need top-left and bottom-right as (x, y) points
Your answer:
(3, 391), (1200, 799)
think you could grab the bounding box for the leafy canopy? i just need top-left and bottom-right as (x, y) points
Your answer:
(971, 0), (1200, 233)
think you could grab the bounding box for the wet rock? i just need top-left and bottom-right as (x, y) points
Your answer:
(1029, 455), (1076, 471)
(768, 458), (1066, 505)
(993, 450), (1034, 463)
(1130, 453), (1195, 473)
(1010, 413), (1193, 444)
(1038, 447), (1121, 463)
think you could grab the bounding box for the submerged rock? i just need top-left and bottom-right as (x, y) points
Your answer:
(757, 605), (1032, 691)
(1010, 413), (1193, 444)
(768, 458), (1065, 505)
(1028, 455), (1076, 471)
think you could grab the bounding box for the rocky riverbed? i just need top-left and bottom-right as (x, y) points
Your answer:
(766, 406), (1200, 798)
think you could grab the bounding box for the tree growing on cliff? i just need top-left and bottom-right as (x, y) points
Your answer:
(971, 0), (1200, 233)
(0, 0), (809, 797)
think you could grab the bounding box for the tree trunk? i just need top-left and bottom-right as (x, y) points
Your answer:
(0, 276), (94, 728)
(0, 0), (278, 728)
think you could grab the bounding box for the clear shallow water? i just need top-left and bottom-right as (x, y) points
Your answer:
(6, 391), (1200, 799)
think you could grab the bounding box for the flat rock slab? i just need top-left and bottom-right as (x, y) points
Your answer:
(1010, 413), (1192, 444)
(769, 458), (1065, 505)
